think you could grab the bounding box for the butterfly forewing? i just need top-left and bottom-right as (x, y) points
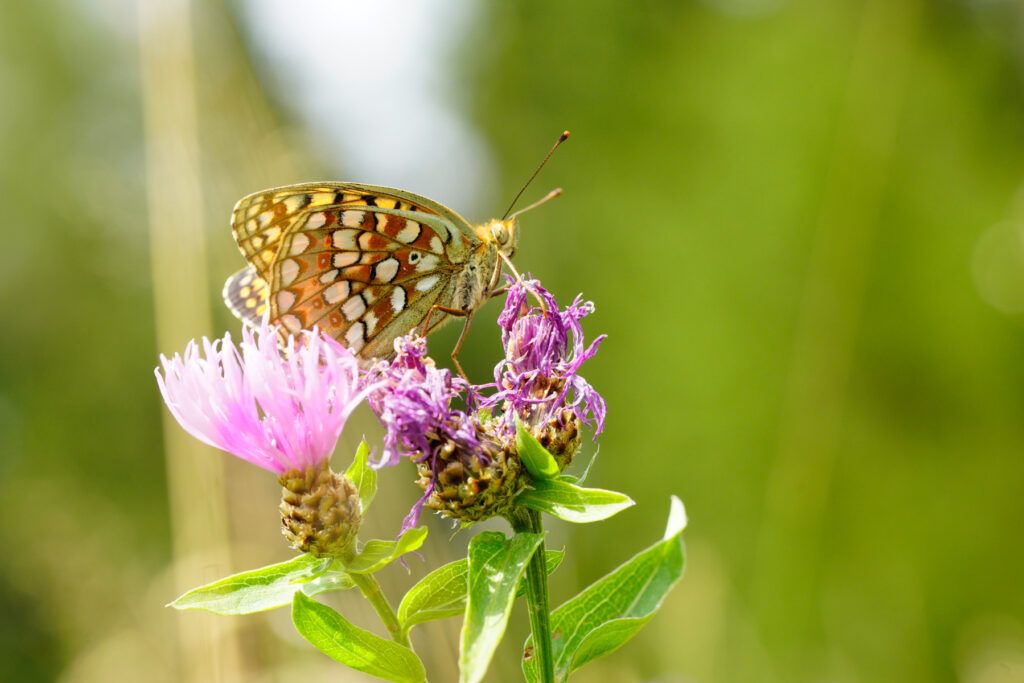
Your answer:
(227, 182), (479, 358)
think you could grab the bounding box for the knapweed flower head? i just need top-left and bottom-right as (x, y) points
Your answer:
(369, 277), (606, 526)
(368, 335), (480, 469)
(487, 278), (606, 467)
(155, 319), (370, 555)
(156, 319), (367, 474)
(368, 336), (525, 529)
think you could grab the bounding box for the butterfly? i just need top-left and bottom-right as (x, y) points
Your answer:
(222, 182), (560, 376)
(223, 134), (568, 376)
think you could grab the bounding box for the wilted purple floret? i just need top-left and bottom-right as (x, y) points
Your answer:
(367, 335), (482, 528)
(155, 319), (369, 475)
(489, 278), (607, 436)
(368, 335), (479, 466)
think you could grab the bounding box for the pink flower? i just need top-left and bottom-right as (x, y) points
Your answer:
(155, 320), (369, 475)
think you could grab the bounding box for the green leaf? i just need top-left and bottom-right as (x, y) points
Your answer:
(523, 496), (688, 682)
(398, 550), (564, 631)
(343, 440), (376, 514)
(168, 555), (353, 615)
(292, 592), (425, 683)
(460, 531), (545, 683)
(345, 527), (428, 574)
(515, 419), (560, 480)
(516, 477), (634, 523)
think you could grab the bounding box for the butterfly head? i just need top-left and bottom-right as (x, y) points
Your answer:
(479, 218), (520, 259)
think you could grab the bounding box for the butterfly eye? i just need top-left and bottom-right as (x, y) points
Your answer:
(492, 224), (508, 244)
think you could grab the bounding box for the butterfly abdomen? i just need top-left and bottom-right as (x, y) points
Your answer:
(453, 243), (498, 312)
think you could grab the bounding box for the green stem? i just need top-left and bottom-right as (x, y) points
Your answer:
(510, 508), (556, 683)
(348, 571), (411, 648)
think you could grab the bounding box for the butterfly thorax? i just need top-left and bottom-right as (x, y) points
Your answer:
(455, 218), (518, 312)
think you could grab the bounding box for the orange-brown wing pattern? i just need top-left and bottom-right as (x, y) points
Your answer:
(228, 183), (478, 358)
(270, 203), (471, 356)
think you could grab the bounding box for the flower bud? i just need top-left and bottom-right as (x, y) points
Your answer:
(279, 461), (360, 557)
(527, 407), (582, 471)
(414, 423), (526, 524)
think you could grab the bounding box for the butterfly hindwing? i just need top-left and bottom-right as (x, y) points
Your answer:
(222, 266), (268, 328)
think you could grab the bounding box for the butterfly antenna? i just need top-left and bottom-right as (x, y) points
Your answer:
(509, 187), (563, 220)
(501, 130), (570, 220)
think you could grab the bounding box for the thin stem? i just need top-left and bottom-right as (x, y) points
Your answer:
(510, 508), (555, 683)
(348, 572), (410, 648)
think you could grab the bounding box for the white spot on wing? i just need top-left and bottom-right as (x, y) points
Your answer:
(283, 195), (307, 213)
(276, 290), (296, 311)
(341, 210), (365, 227)
(346, 322), (365, 352)
(279, 259), (299, 286)
(342, 294), (367, 321)
(280, 314), (301, 332)
(324, 281), (350, 304)
(375, 257), (400, 283)
(288, 233), (310, 255)
(332, 229), (358, 249)
(333, 252), (359, 268)
(415, 275), (440, 292)
(319, 269), (339, 284)
(364, 311), (378, 335)
(396, 222), (421, 244)
(391, 286), (407, 312)
(429, 236), (443, 253)
(416, 254), (440, 272)
(306, 212), (327, 229)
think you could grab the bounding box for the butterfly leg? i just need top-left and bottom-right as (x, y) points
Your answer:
(421, 304), (468, 337)
(450, 314), (475, 381)
(420, 304), (474, 379)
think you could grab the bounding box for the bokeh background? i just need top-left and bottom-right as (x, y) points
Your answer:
(3, 0), (1024, 681)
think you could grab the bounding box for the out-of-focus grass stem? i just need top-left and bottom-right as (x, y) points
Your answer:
(139, 0), (243, 680)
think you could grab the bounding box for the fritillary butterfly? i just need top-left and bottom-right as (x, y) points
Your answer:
(223, 135), (568, 376)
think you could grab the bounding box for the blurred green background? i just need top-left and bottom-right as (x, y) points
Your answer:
(3, 0), (1024, 681)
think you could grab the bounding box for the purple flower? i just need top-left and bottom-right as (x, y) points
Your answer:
(368, 335), (480, 468)
(155, 319), (369, 475)
(367, 335), (489, 528)
(490, 278), (607, 437)
(368, 277), (607, 527)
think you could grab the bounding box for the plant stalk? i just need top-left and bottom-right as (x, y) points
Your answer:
(510, 508), (556, 683)
(348, 571), (410, 648)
